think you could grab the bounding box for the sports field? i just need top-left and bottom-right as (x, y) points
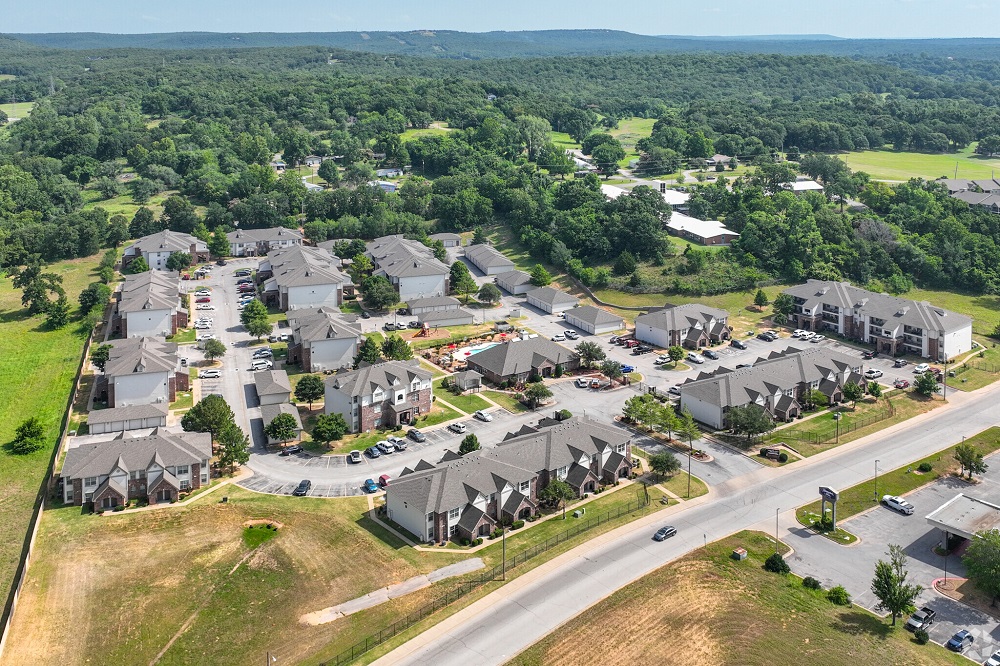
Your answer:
(838, 145), (1000, 181)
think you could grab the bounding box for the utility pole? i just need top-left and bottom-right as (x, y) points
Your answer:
(874, 459), (880, 503)
(775, 507), (779, 554)
(501, 524), (507, 581)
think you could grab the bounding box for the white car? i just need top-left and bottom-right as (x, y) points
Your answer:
(985, 649), (1000, 666)
(792, 329), (805, 337)
(196, 304), (215, 311)
(864, 369), (883, 380)
(473, 410), (493, 422)
(686, 352), (705, 364)
(655, 355), (670, 364)
(194, 323), (212, 330)
(575, 377), (590, 388)
(196, 333), (216, 341)
(914, 363), (930, 374)
(551, 333), (566, 342)
(200, 369), (221, 379)
(882, 495), (914, 515)
(194, 289), (211, 296)
(810, 334), (825, 343)
(799, 331), (815, 341)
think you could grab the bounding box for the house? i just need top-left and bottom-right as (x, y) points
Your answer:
(428, 232), (463, 248)
(784, 280), (973, 361)
(376, 167), (403, 178)
(665, 212), (739, 247)
(563, 305), (625, 335)
(366, 235), (449, 302)
(465, 337), (579, 385)
(271, 159), (286, 172)
(782, 179), (825, 195)
(972, 179), (1000, 193)
(258, 246), (352, 311)
(260, 403), (303, 446)
(304, 155), (323, 167)
(936, 178), (976, 194)
(464, 243), (515, 276)
(227, 227), (303, 257)
(111, 271), (187, 338)
(601, 184), (627, 200)
(679, 346), (866, 429)
(406, 296), (460, 316)
(706, 153), (732, 167)
(255, 370), (292, 406)
(951, 190), (1000, 214)
(452, 370), (483, 392)
(525, 287), (579, 314)
(95, 337), (188, 408)
(418, 308), (476, 327)
(634, 303), (731, 349)
(86, 403), (169, 436)
(495, 270), (533, 296)
(122, 230), (209, 271)
(325, 360), (433, 433)
(370, 180), (397, 193)
(286, 311), (361, 372)
(386, 418), (632, 543)
(651, 184), (691, 209)
(61, 428), (212, 509)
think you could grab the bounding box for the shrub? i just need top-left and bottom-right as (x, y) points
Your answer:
(763, 552), (790, 574)
(918, 462), (933, 473)
(803, 576), (822, 590)
(557, 409), (572, 421)
(511, 520), (525, 530)
(914, 629), (929, 644)
(827, 585), (851, 605)
(777, 452), (789, 463)
(490, 528), (503, 539)
(461, 538), (470, 546)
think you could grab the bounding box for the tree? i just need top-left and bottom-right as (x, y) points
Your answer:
(240, 299), (271, 340)
(668, 345), (686, 366)
(592, 142), (625, 178)
(203, 338), (227, 361)
(382, 334), (413, 361)
(10, 417), (46, 454)
(601, 360), (623, 384)
(216, 422), (250, 474)
(208, 232), (229, 259)
(679, 407), (700, 447)
(540, 478), (576, 519)
(349, 253), (374, 282)
(871, 544), (922, 625)
(477, 282), (501, 305)
(867, 381), (883, 400)
(265, 413), (299, 448)
(613, 251), (637, 276)
(459, 433), (480, 455)
(653, 403), (681, 441)
(575, 341), (606, 368)
(452, 270), (478, 304)
(165, 252), (192, 271)
(964, 529), (1000, 606)
(90, 343), (113, 372)
(954, 443), (988, 480)
(773, 293), (795, 320)
(317, 160), (340, 185)
(12, 260), (65, 315)
(45, 295), (71, 329)
(764, 552), (791, 574)
(311, 413), (348, 449)
(472, 226), (489, 245)
(914, 371), (939, 397)
(842, 381), (864, 409)
(181, 394), (236, 441)
(354, 337), (383, 368)
(362, 274), (399, 311)
(650, 451), (681, 480)
(622, 393), (658, 428)
(78, 282), (112, 314)
(753, 289), (770, 311)
(726, 404), (773, 444)
(524, 382), (553, 409)
(294, 374), (325, 409)
(529, 263), (552, 287)
(128, 257), (150, 273)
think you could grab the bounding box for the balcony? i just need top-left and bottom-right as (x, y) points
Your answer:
(903, 325), (924, 336)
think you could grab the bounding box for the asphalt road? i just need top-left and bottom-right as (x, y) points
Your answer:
(371, 380), (1000, 666)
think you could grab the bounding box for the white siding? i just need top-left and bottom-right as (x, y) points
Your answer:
(124, 308), (173, 338)
(679, 393), (725, 429)
(635, 323), (673, 348)
(397, 274), (447, 302)
(286, 283), (341, 309)
(113, 372), (170, 407)
(386, 495), (432, 542)
(258, 391), (289, 406)
(325, 385), (356, 432)
(942, 326), (973, 361)
(307, 337), (358, 372)
(144, 250), (174, 271)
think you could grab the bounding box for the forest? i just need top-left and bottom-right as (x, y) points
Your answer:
(2, 39), (1000, 296)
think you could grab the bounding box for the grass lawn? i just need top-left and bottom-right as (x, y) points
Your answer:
(837, 144), (1000, 181)
(81, 189), (173, 219)
(659, 472), (708, 500)
(170, 391), (193, 412)
(340, 300), (363, 314)
(409, 323), (497, 351)
(419, 403), (462, 428)
(903, 287), (1000, 337)
(608, 116), (656, 167)
(169, 328), (196, 344)
(509, 530), (967, 666)
(773, 393), (941, 458)
(547, 130), (580, 152)
(952, 346), (1000, 391)
(432, 378), (491, 414)
(796, 427), (1000, 528)
(401, 124), (451, 142)
(0, 253), (101, 626)
(0, 101), (35, 119)
(418, 358), (447, 378)
(482, 390), (531, 413)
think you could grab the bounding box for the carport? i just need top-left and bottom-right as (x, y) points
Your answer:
(926, 493), (1000, 541)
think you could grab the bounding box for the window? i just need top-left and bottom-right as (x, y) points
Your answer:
(177, 465), (189, 475)
(180, 480), (190, 490)
(138, 469), (146, 479)
(396, 393), (404, 402)
(427, 512), (434, 523)
(556, 466), (568, 481)
(449, 525), (457, 537)
(519, 480), (530, 493)
(488, 493), (496, 502)
(448, 507), (460, 521)
(84, 477), (97, 487)
(616, 443), (626, 454)
(373, 404), (381, 414)
(130, 471), (138, 481)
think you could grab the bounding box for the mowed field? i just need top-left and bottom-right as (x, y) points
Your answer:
(509, 531), (967, 666)
(838, 145), (1000, 181)
(0, 254), (99, 617)
(0, 101), (35, 120)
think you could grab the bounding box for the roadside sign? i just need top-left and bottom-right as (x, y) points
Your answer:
(819, 486), (839, 502)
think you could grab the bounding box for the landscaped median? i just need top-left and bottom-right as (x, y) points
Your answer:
(796, 427), (1000, 543)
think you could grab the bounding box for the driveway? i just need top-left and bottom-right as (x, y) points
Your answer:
(786, 452), (1000, 662)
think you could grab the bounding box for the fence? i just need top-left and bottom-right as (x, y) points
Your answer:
(767, 402), (896, 446)
(319, 491), (650, 666)
(954, 360), (1000, 375)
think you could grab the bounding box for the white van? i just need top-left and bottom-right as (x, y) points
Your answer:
(250, 359), (273, 371)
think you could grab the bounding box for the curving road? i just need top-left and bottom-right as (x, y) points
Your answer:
(371, 381), (1000, 666)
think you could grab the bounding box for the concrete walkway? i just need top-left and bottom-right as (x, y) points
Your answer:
(300, 558), (485, 625)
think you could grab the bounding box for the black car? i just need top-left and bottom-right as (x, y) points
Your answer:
(216, 259), (227, 266)
(653, 525), (677, 541)
(360, 311), (371, 319)
(730, 339), (748, 350)
(407, 428), (426, 442)
(702, 349), (720, 360)
(756, 332), (775, 341)
(279, 445), (303, 456)
(235, 269), (251, 277)
(862, 350), (878, 360)
(292, 479), (312, 496)
(397, 307), (409, 315)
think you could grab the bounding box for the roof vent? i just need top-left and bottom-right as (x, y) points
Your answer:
(897, 307), (909, 316)
(818, 287), (829, 295)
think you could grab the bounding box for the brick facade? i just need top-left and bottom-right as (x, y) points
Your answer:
(358, 387), (432, 432)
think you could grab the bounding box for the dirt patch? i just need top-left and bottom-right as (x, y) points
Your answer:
(243, 518), (285, 529)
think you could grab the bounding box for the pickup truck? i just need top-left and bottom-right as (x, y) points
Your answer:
(905, 607), (936, 632)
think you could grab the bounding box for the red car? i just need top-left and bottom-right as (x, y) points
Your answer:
(893, 379), (910, 389)
(195, 296), (211, 303)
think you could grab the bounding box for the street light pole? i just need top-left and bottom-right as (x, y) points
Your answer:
(874, 459), (880, 503)
(775, 507), (779, 554)
(501, 524), (507, 581)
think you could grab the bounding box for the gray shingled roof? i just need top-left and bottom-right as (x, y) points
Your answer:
(464, 244), (515, 270)
(227, 227), (303, 244)
(429, 232), (462, 242)
(326, 359), (432, 399)
(254, 370), (292, 397)
(117, 271), (180, 314)
(87, 403), (168, 425)
(407, 296), (460, 310)
(104, 337), (178, 377)
(260, 402), (303, 429)
(125, 230), (206, 257)
(495, 270), (531, 286)
(293, 312), (361, 344)
(465, 338), (578, 378)
(62, 428), (211, 481)
(635, 303), (729, 333)
(525, 287), (579, 307)
(261, 245), (350, 289)
(565, 305), (623, 327)
(366, 235), (449, 279)
(417, 308), (475, 325)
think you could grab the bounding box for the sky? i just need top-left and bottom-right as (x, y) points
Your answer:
(5, 0), (999, 38)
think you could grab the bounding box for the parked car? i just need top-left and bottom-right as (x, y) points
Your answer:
(985, 649), (1000, 666)
(408, 321), (420, 329)
(864, 369), (884, 380)
(376, 440), (395, 455)
(250, 359), (273, 371)
(668, 384), (682, 395)
(792, 329), (805, 338)
(390, 437), (407, 452)
(590, 378), (601, 389)
(904, 607), (936, 632)
(862, 350), (878, 359)
(914, 363), (930, 374)
(621, 364), (635, 373)
(292, 480), (312, 496)
(253, 348), (273, 359)
(196, 304), (215, 311)
(655, 355), (670, 364)
(893, 358), (909, 368)
(893, 379), (910, 389)
(194, 322), (212, 330)
(624, 340), (639, 349)
(686, 352), (705, 364)
(195, 296), (211, 303)
(473, 410), (493, 422)
(730, 339), (748, 350)
(363, 479), (379, 494)
(565, 331), (580, 340)
(551, 333), (566, 342)
(279, 445), (303, 456)
(349, 450), (363, 463)
(810, 334), (826, 343)
(653, 525), (677, 541)
(378, 474), (391, 488)
(702, 349), (719, 360)
(575, 377), (591, 388)
(756, 332), (776, 342)
(236, 278), (253, 285)
(196, 333), (217, 341)
(448, 422), (468, 434)
(882, 495), (914, 515)
(365, 446), (381, 458)
(217, 259), (227, 266)
(360, 311), (371, 319)
(945, 630), (973, 653)
(407, 428), (426, 442)
(235, 269), (251, 277)
(195, 289), (211, 296)
(200, 369), (221, 379)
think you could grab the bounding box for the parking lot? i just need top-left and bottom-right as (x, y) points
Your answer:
(786, 453), (1000, 662)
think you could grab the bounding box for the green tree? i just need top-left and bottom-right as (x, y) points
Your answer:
(472, 226), (489, 245)
(354, 337), (383, 368)
(78, 282), (112, 314)
(12, 260), (65, 315)
(773, 293), (795, 319)
(382, 334), (413, 361)
(128, 257), (150, 273)
(764, 552), (791, 574)
(954, 443), (988, 480)
(613, 251), (637, 276)
(45, 295), (71, 329)
(871, 544), (922, 626)
(317, 160), (340, 185)
(459, 433), (480, 455)
(914, 371), (939, 397)
(10, 417), (46, 454)
(216, 422), (250, 474)
(203, 338), (227, 361)
(477, 282), (502, 305)
(529, 264), (552, 287)
(842, 381), (864, 409)
(540, 478), (576, 519)
(90, 343), (113, 372)
(265, 413), (299, 448)
(294, 374), (325, 409)
(653, 403), (681, 441)
(208, 232), (230, 258)
(165, 252), (192, 271)
(726, 404), (773, 445)
(240, 299), (272, 340)
(524, 382), (553, 409)
(349, 253), (374, 282)
(452, 270), (478, 304)
(650, 451), (681, 480)
(592, 142), (626, 178)
(311, 413), (348, 449)
(753, 289), (770, 311)
(601, 360), (623, 384)
(362, 274), (398, 310)
(622, 393), (658, 428)
(668, 345), (686, 366)
(867, 381), (883, 400)
(575, 341), (606, 368)
(963, 529), (1000, 606)
(181, 394), (236, 441)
